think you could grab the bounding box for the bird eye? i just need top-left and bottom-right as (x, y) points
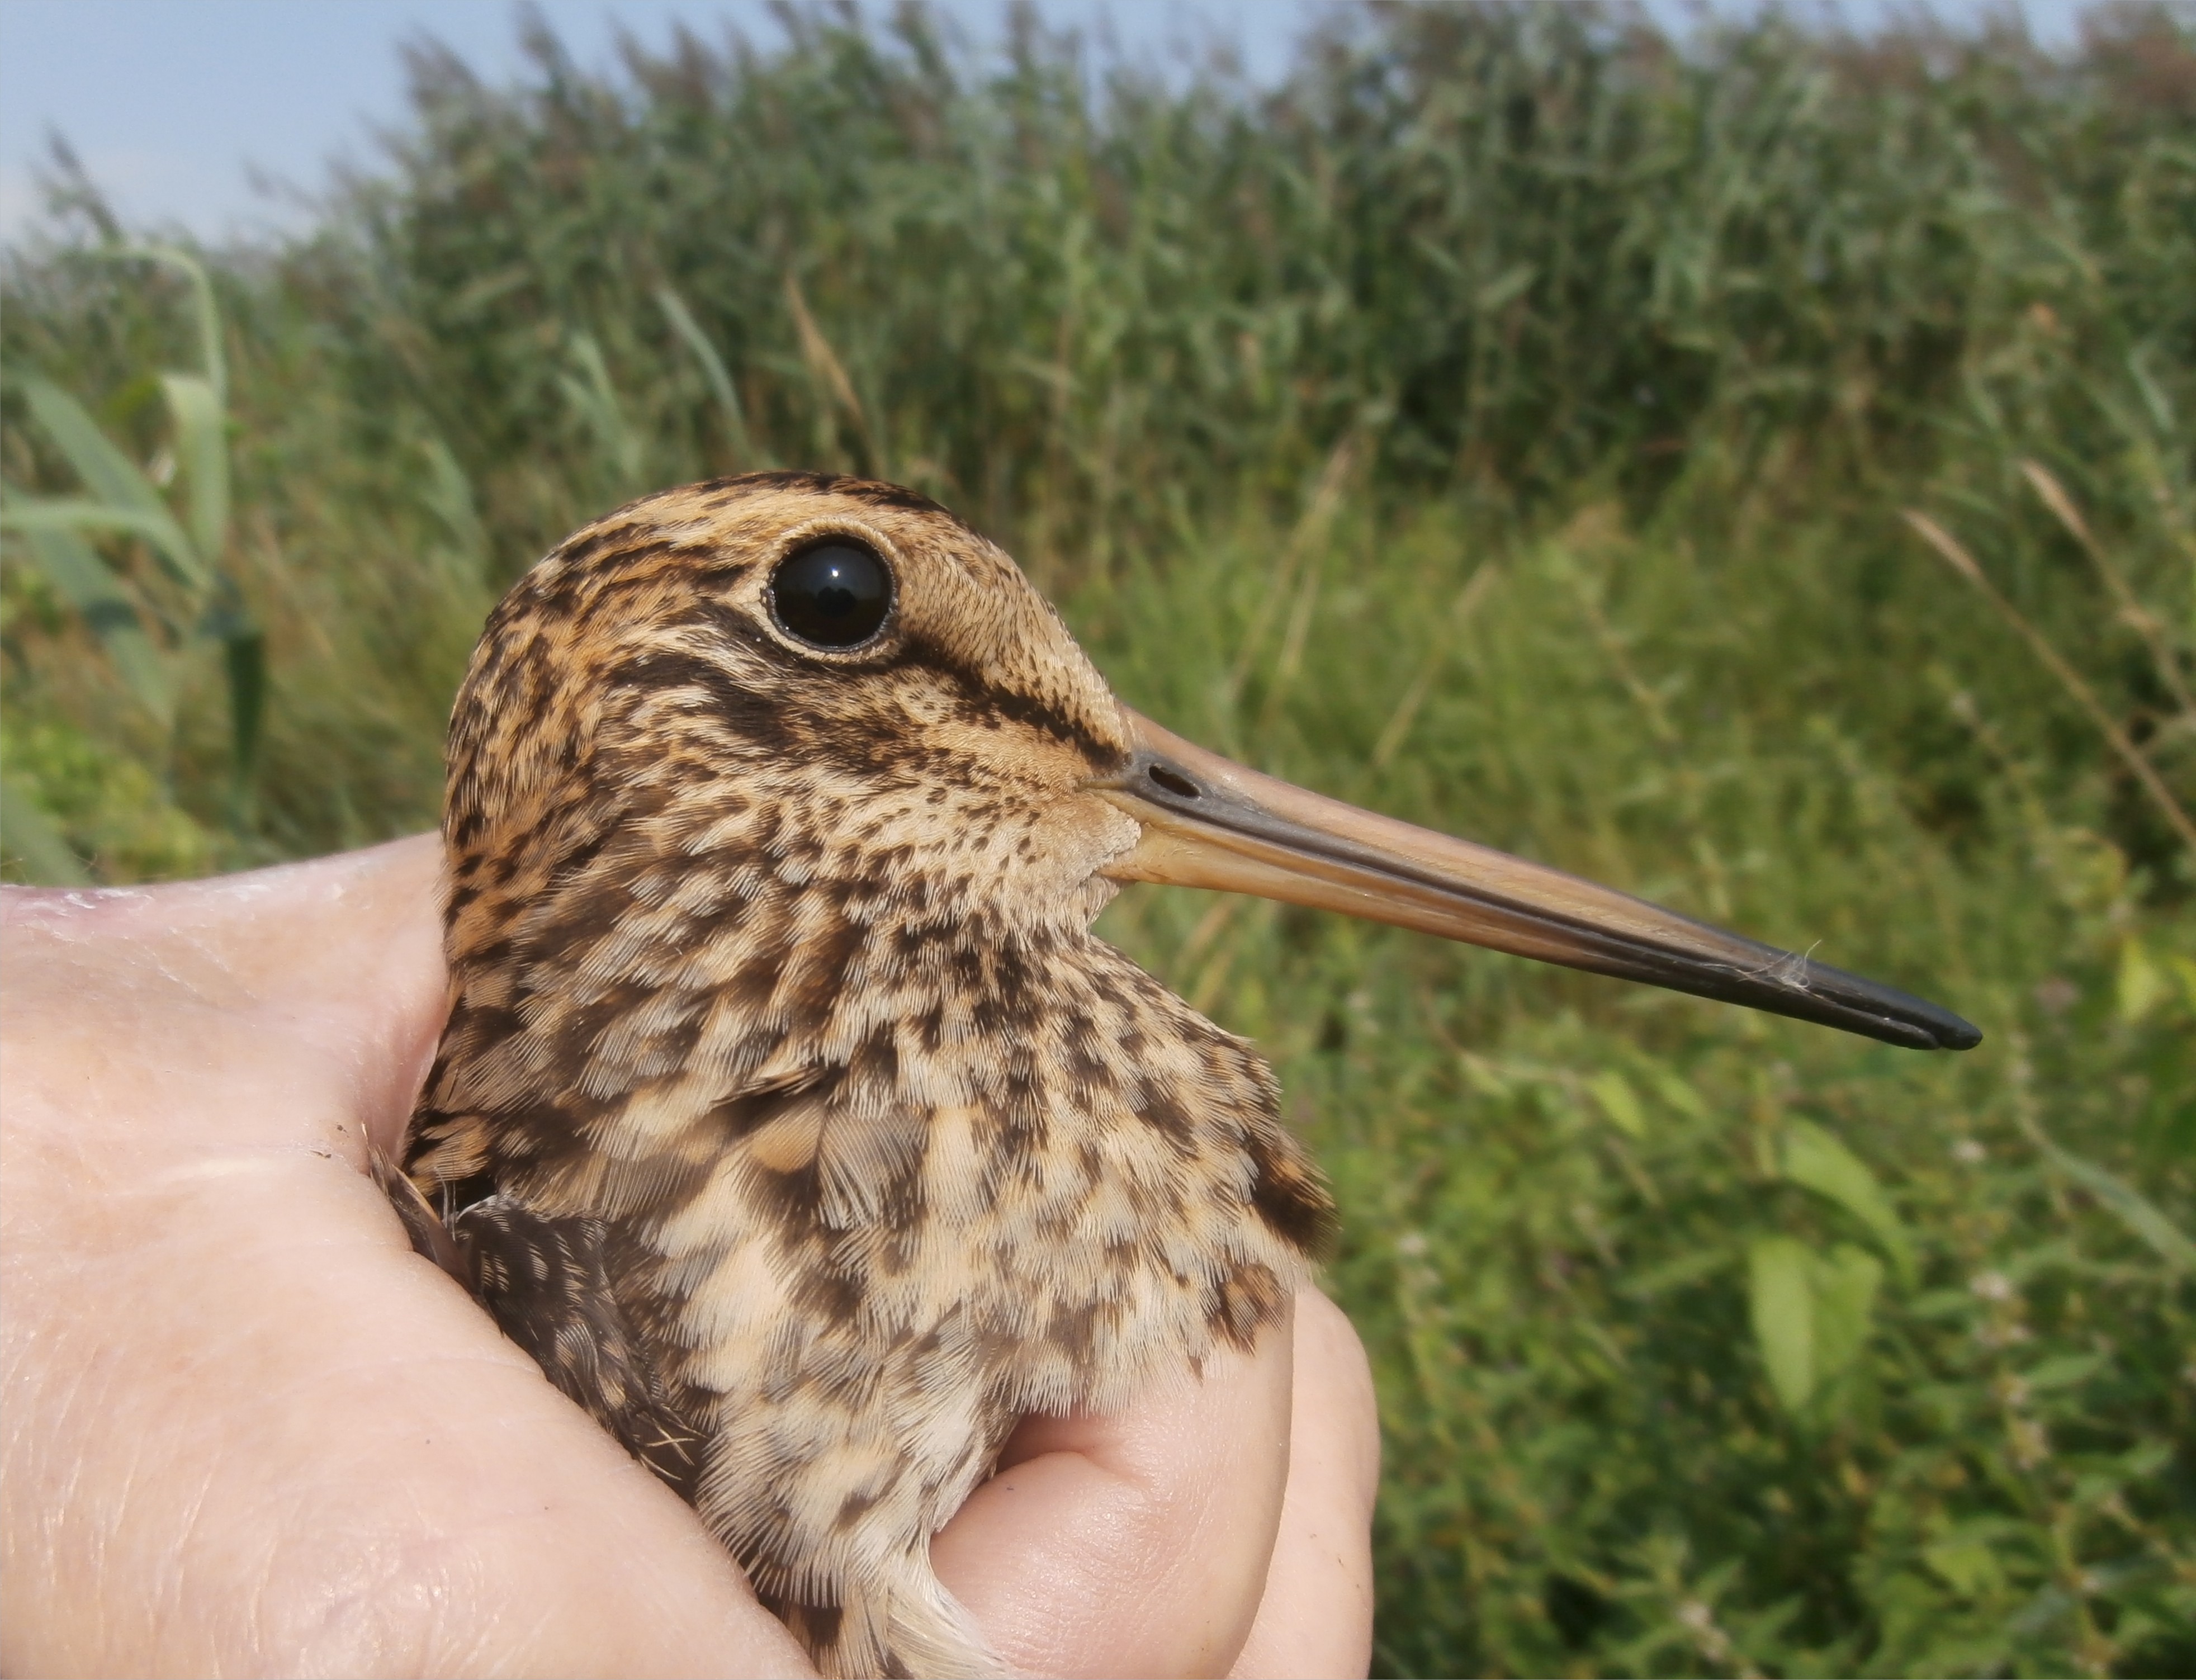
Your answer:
(769, 540), (894, 649)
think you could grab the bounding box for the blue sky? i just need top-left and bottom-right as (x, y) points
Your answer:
(0, 0), (2106, 246)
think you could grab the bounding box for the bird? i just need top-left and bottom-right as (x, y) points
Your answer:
(394, 470), (1979, 1678)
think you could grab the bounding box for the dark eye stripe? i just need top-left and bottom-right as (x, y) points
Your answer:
(770, 541), (893, 649)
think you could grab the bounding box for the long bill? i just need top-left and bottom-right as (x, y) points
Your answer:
(1092, 708), (1980, 1052)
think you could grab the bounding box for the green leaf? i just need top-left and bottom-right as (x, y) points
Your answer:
(560, 330), (645, 490)
(1923, 1536), (2006, 1598)
(2171, 953), (2196, 1012)
(2, 495), (202, 591)
(2117, 937), (2169, 1023)
(5, 522), (174, 723)
(1810, 1242), (1883, 1386)
(2117, 1440), (2171, 1481)
(1644, 1064), (1714, 1123)
(2023, 1125), (2195, 1275)
(1621, 1243), (1734, 1298)
(115, 244), (226, 404)
(223, 627), (266, 785)
(2020, 1352), (2103, 1392)
(1588, 1069), (1648, 1138)
(200, 573), (265, 792)
(1748, 1234), (1815, 1413)
(1475, 262), (1537, 312)
(22, 378), (169, 518)
(420, 436), (485, 566)
(1748, 1236), (1881, 1419)
(16, 381), (206, 590)
(0, 771), (93, 885)
(159, 372), (228, 562)
(1781, 1119), (1916, 1288)
(657, 285), (757, 468)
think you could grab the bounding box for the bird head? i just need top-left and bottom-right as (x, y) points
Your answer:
(446, 472), (1143, 949)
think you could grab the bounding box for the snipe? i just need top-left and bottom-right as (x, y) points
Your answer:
(397, 472), (1977, 1677)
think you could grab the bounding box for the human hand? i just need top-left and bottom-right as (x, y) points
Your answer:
(1, 836), (1378, 1678)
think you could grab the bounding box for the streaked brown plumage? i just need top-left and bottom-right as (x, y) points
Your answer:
(401, 471), (1977, 1677)
(403, 474), (1327, 1677)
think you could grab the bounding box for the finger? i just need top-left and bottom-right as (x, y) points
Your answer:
(1227, 1289), (1379, 1680)
(931, 1300), (1295, 1678)
(2, 843), (813, 1679)
(0, 834), (448, 1161)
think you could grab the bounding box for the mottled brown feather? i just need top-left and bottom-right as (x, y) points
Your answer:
(404, 472), (1333, 1678)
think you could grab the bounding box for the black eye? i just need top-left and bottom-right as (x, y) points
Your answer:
(769, 540), (894, 649)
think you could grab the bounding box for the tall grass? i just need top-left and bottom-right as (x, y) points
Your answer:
(1089, 480), (2193, 1676)
(3, 3), (2192, 1673)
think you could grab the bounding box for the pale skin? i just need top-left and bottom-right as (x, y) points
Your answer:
(0, 835), (1379, 1679)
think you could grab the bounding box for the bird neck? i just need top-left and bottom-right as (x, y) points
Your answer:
(407, 777), (1337, 1372)
(415, 779), (1129, 1184)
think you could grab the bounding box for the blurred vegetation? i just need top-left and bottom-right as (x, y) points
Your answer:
(3, 2), (2192, 1673)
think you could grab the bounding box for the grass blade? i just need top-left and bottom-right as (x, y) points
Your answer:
(1905, 509), (2196, 857)
(114, 243), (226, 405)
(1747, 1235), (1816, 1414)
(784, 270), (877, 474)
(20, 379), (205, 590)
(1371, 563), (1498, 769)
(224, 628), (267, 804)
(657, 285), (757, 469)
(160, 372), (229, 563)
(1782, 1120), (1917, 1289)
(5, 522), (173, 723)
(2015, 1114), (2196, 1277)
(2018, 459), (2194, 717)
(0, 772), (92, 884)
(559, 332), (647, 492)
